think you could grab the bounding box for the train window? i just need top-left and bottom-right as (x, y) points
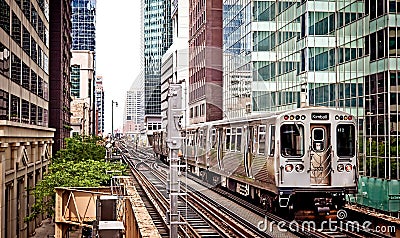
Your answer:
(211, 128), (216, 149)
(226, 128), (231, 150)
(236, 127), (242, 152)
(268, 125), (275, 156)
(280, 124), (305, 157)
(337, 124), (355, 157)
(231, 128), (237, 151)
(258, 125), (266, 154)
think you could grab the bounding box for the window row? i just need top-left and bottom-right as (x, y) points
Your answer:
(11, 54), (48, 99)
(0, 90), (47, 126)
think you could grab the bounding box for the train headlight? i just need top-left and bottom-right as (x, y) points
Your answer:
(337, 164), (344, 172)
(285, 164), (294, 172)
(301, 115), (306, 120)
(345, 164), (353, 172)
(348, 115), (353, 120)
(295, 115), (300, 120)
(290, 115), (294, 120)
(295, 164), (304, 172)
(335, 115), (340, 120)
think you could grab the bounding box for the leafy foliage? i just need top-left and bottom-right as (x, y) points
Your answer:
(26, 135), (127, 221)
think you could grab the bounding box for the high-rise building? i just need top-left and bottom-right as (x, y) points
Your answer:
(49, 0), (72, 153)
(71, 0), (96, 51)
(143, 0), (172, 116)
(142, 0), (172, 145)
(189, 0), (223, 124)
(95, 76), (104, 135)
(223, 0), (400, 216)
(123, 73), (144, 138)
(70, 50), (95, 136)
(1, 0), (56, 237)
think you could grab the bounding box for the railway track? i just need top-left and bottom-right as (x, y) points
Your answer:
(118, 141), (395, 238)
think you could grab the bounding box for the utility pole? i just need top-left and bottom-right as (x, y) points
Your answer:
(111, 100), (118, 138)
(167, 83), (184, 237)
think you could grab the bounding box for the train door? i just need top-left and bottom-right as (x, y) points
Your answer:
(310, 124), (331, 185)
(217, 128), (223, 169)
(244, 126), (254, 177)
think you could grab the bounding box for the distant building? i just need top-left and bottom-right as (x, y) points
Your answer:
(71, 0), (96, 136)
(188, 0), (223, 124)
(70, 51), (95, 136)
(95, 76), (104, 135)
(123, 74), (144, 137)
(71, 0), (96, 51)
(1, 0), (56, 237)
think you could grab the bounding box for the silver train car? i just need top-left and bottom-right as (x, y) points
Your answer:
(153, 107), (358, 218)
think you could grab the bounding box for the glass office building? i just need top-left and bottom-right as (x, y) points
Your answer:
(143, 0), (172, 115)
(223, 0), (399, 215)
(71, 0), (96, 51)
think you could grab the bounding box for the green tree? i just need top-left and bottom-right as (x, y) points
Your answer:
(26, 135), (127, 221)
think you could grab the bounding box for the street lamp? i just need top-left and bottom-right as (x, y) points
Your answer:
(111, 100), (118, 138)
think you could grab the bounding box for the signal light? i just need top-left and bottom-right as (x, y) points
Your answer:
(301, 115), (306, 120)
(348, 116), (352, 120)
(295, 115), (300, 120)
(335, 115), (339, 120)
(295, 164), (304, 172)
(285, 164), (294, 172)
(337, 164), (344, 172)
(284, 115), (289, 120)
(344, 116), (348, 120)
(290, 115), (294, 120)
(340, 115), (344, 120)
(345, 164), (352, 172)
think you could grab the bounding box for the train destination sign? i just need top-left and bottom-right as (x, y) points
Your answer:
(311, 113), (329, 120)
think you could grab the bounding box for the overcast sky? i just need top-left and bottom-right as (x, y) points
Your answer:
(96, 1), (142, 134)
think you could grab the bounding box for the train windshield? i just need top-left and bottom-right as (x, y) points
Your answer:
(337, 124), (355, 157)
(281, 124), (304, 157)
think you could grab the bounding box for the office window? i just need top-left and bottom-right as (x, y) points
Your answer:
(10, 95), (20, 122)
(22, 62), (30, 89)
(23, 26), (30, 55)
(0, 90), (8, 120)
(0, 0), (10, 34)
(30, 103), (36, 125)
(11, 54), (21, 84)
(21, 100), (29, 124)
(12, 13), (21, 45)
(30, 70), (37, 94)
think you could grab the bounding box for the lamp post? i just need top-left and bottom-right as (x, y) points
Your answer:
(111, 100), (118, 138)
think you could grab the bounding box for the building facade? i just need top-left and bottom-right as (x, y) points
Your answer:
(123, 74), (145, 138)
(49, 0), (72, 154)
(189, 0), (223, 124)
(0, 0), (55, 237)
(71, 0), (96, 51)
(95, 75), (104, 135)
(70, 50), (95, 136)
(161, 0), (190, 130)
(223, 0), (399, 215)
(143, 0), (172, 116)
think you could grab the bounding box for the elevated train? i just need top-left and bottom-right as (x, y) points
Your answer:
(153, 107), (358, 218)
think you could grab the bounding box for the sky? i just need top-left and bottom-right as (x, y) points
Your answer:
(96, 1), (142, 134)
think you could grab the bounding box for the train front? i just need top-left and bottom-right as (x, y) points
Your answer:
(275, 107), (357, 219)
